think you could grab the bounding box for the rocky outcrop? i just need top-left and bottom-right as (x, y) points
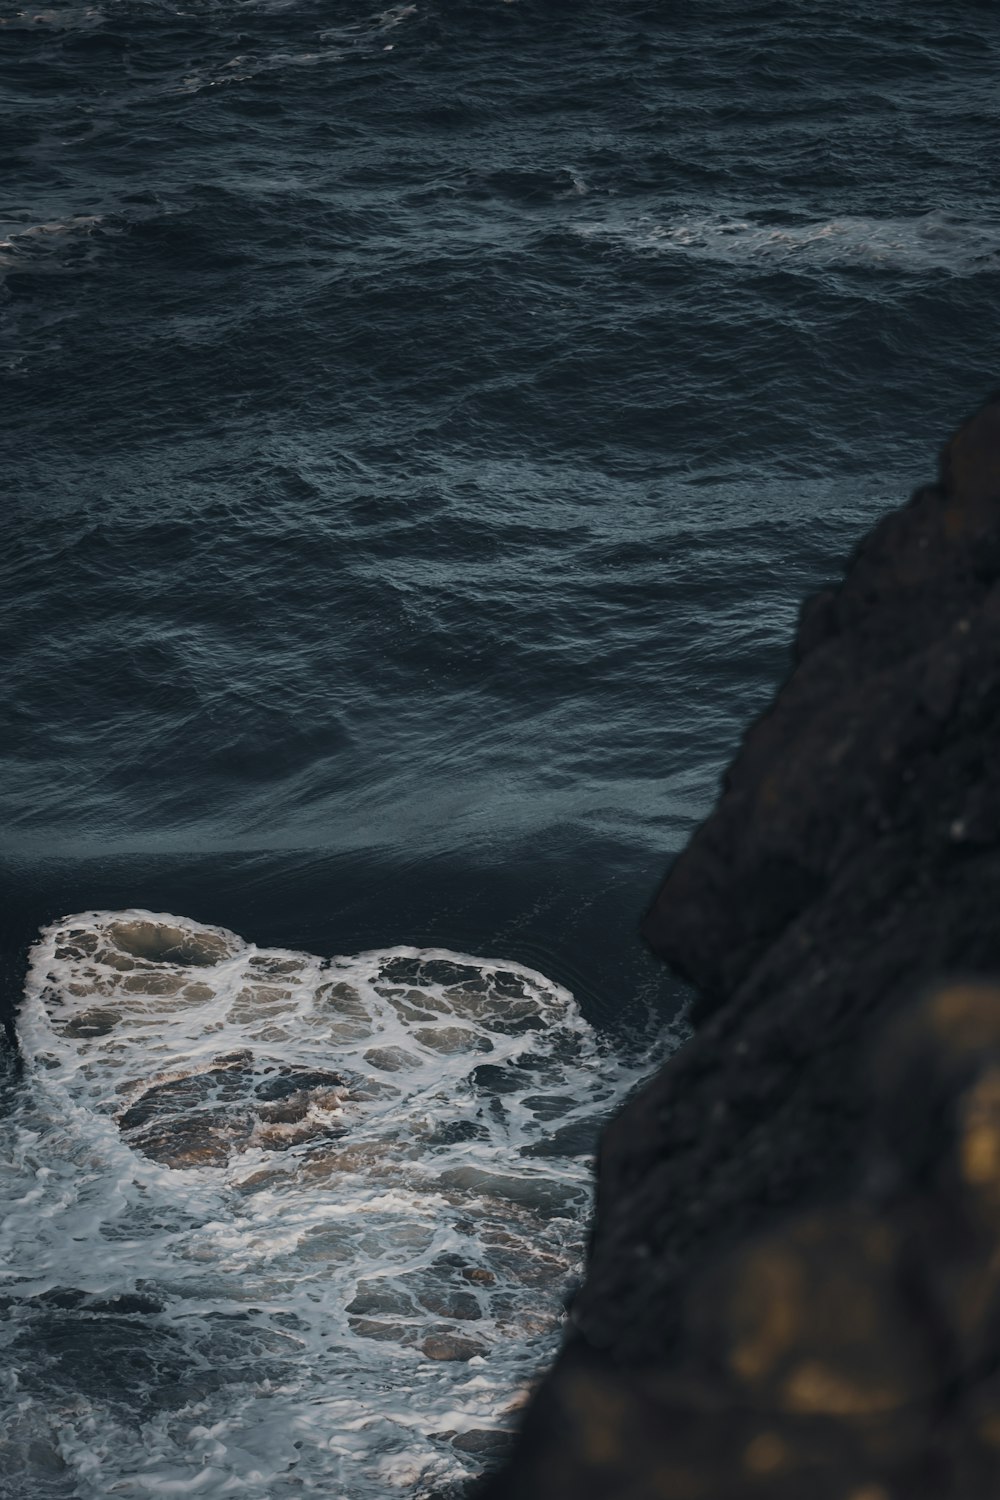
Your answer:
(480, 394), (1000, 1498)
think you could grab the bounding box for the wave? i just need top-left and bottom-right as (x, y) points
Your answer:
(1, 910), (656, 1498)
(0, 216), (109, 271)
(0, 6), (103, 31)
(166, 2), (418, 93)
(577, 208), (1000, 275)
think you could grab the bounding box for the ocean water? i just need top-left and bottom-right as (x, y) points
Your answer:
(3, 1), (1000, 1494)
(2, 909), (663, 1496)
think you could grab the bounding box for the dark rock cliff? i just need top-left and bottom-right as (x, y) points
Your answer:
(479, 395), (1000, 1499)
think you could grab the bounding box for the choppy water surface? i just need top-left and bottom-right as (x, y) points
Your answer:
(3, 1), (1000, 1494)
(4, 0), (999, 875)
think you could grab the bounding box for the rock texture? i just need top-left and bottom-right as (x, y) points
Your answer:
(479, 394), (1000, 1499)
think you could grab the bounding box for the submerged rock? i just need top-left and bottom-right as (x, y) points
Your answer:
(421, 1332), (488, 1362)
(481, 394), (1000, 1498)
(106, 918), (232, 967)
(116, 1057), (346, 1167)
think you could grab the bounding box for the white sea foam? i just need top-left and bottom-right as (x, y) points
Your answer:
(167, 2), (417, 93)
(168, 49), (345, 94)
(578, 209), (1000, 275)
(0, 216), (107, 271)
(0, 7), (103, 30)
(318, 5), (417, 44)
(1, 911), (655, 1498)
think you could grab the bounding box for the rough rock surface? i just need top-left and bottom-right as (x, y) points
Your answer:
(479, 395), (1000, 1498)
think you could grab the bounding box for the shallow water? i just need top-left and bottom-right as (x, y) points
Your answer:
(2, 908), (668, 1497)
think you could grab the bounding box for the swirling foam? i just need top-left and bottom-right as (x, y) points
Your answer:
(1, 911), (653, 1498)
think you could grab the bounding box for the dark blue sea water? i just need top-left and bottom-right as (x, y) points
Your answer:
(2, 2), (1000, 1494)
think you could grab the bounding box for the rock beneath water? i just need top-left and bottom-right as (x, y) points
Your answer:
(106, 919), (232, 967)
(480, 395), (1000, 1498)
(451, 1430), (512, 1459)
(421, 1333), (487, 1362)
(61, 1006), (120, 1039)
(116, 1057), (346, 1167)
